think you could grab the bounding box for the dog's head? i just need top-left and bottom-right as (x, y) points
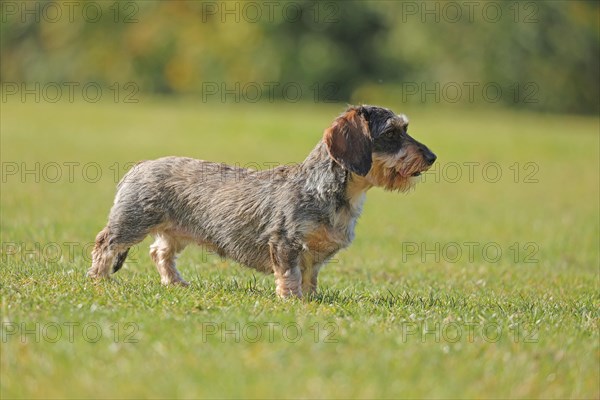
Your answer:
(323, 105), (436, 192)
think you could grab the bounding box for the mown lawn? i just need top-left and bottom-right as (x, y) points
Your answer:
(1, 99), (598, 399)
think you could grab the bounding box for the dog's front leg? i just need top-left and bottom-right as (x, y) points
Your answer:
(299, 252), (321, 298)
(269, 243), (302, 298)
(274, 267), (302, 298)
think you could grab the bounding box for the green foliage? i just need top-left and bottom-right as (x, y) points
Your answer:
(1, 99), (598, 398)
(1, 1), (598, 113)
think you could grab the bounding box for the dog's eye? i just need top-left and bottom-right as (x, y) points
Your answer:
(384, 130), (395, 138)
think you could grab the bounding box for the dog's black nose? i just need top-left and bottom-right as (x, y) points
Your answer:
(424, 151), (437, 165)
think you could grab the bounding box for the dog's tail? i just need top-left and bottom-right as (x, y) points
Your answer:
(112, 248), (130, 273)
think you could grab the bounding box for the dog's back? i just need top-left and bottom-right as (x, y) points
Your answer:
(113, 157), (296, 270)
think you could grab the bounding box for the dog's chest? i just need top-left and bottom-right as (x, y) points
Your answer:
(302, 192), (365, 262)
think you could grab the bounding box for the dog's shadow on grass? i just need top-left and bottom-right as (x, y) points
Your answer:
(308, 288), (428, 308)
(193, 273), (437, 310)
(82, 271), (448, 312)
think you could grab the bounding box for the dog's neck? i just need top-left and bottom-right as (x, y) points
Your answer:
(346, 173), (373, 207)
(301, 141), (372, 216)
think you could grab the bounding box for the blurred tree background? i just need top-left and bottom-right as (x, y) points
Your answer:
(1, 0), (598, 114)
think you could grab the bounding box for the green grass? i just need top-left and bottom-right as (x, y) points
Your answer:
(1, 99), (598, 399)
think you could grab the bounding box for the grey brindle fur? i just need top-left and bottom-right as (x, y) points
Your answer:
(88, 105), (436, 298)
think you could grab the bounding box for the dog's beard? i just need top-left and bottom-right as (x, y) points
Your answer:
(367, 151), (430, 192)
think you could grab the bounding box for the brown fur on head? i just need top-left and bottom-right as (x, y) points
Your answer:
(324, 105), (436, 192)
(323, 108), (373, 176)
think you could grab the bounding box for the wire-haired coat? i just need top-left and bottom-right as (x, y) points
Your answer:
(88, 105), (436, 298)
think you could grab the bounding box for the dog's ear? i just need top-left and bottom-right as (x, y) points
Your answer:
(323, 108), (372, 176)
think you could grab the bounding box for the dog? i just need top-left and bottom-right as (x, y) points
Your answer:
(87, 105), (436, 298)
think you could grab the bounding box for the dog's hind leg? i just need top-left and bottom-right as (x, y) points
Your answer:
(112, 248), (130, 273)
(87, 227), (131, 279)
(149, 234), (189, 286)
(88, 221), (151, 279)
